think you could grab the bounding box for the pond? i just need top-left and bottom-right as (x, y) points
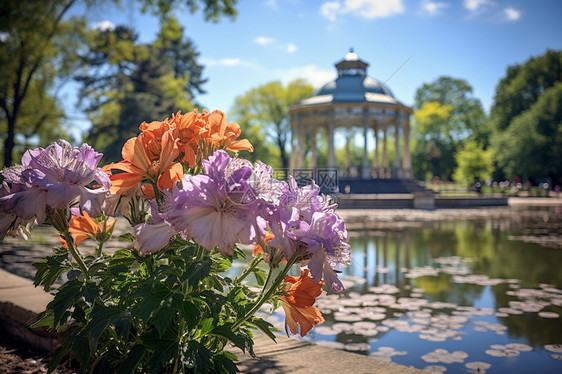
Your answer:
(268, 206), (562, 374)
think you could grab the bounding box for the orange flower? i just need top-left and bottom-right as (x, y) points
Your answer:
(170, 110), (207, 167)
(59, 211), (116, 248)
(198, 110), (253, 153)
(253, 233), (275, 256)
(280, 269), (325, 337)
(139, 119), (172, 160)
(103, 129), (183, 195)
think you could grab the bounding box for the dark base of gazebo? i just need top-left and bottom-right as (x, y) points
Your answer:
(337, 178), (430, 194)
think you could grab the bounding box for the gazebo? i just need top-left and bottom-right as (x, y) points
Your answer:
(289, 49), (413, 182)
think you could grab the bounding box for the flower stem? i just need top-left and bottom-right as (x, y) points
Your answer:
(234, 253), (264, 285)
(231, 251), (299, 331)
(63, 230), (89, 277)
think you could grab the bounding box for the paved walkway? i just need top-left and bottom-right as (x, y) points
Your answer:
(0, 268), (423, 373)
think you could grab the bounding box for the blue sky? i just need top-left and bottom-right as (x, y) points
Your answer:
(70, 0), (562, 135)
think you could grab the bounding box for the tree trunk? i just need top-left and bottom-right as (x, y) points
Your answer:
(3, 117), (15, 167)
(279, 144), (289, 170)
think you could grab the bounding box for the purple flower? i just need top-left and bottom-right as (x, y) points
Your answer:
(0, 140), (110, 239)
(294, 212), (351, 292)
(267, 176), (350, 291)
(133, 187), (180, 256)
(166, 150), (267, 256)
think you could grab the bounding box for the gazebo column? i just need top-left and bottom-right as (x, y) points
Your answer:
(393, 111), (402, 179)
(402, 115), (412, 179)
(373, 122), (379, 178)
(289, 114), (297, 170)
(382, 125), (389, 178)
(310, 128), (317, 169)
(328, 110), (336, 168)
(362, 107), (370, 179)
(297, 124), (306, 168)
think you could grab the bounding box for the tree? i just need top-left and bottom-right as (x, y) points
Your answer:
(490, 50), (562, 132)
(453, 141), (493, 185)
(0, 0), (81, 167)
(412, 76), (487, 180)
(490, 50), (562, 185)
(491, 81), (562, 184)
(0, 0), (238, 167)
(230, 79), (314, 169)
(78, 17), (207, 162)
(411, 101), (456, 180)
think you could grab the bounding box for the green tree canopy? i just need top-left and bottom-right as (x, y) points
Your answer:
(78, 17), (206, 162)
(490, 49), (562, 132)
(0, 0), (238, 167)
(491, 81), (562, 184)
(0, 0), (83, 167)
(453, 141), (494, 185)
(412, 76), (487, 180)
(489, 50), (562, 185)
(230, 79), (314, 169)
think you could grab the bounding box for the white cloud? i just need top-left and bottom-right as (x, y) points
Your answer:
(321, 1), (342, 21)
(286, 43), (297, 53)
(463, 0), (493, 14)
(278, 65), (336, 88)
(254, 36), (275, 45)
(0, 32), (9, 42)
(321, 0), (404, 21)
(421, 0), (449, 16)
(503, 7), (521, 21)
(254, 36), (298, 54)
(265, 0), (278, 9)
(94, 20), (115, 31)
(200, 57), (249, 67)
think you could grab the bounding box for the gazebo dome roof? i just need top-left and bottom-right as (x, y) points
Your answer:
(298, 49), (403, 107)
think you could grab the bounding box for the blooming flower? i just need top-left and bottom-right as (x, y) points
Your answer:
(267, 176), (350, 291)
(167, 150), (266, 255)
(198, 110), (253, 153)
(170, 110), (207, 167)
(280, 269), (325, 337)
(103, 129), (183, 196)
(133, 187), (180, 256)
(0, 140), (110, 239)
(59, 209), (116, 248)
(295, 212), (350, 292)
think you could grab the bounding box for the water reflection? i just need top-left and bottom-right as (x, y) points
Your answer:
(295, 207), (562, 374)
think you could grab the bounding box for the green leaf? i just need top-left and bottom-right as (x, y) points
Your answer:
(87, 261), (107, 276)
(30, 310), (54, 329)
(33, 254), (70, 291)
(181, 300), (202, 331)
(252, 268), (267, 286)
(188, 341), (213, 374)
(212, 324), (246, 352)
(227, 286), (246, 305)
(119, 233), (135, 243)
(199, 317), (214, 336)
(250, 317), (278, 341)
(118, 345), (147, 374)
(212, 257), (233, 273)
(152, 293), (182, 335)
(84, 305), (124, 352)
(51, 279), (84, 326)
(233, 246), (247, 260)
(145, 330), (180, 374)
(182, 258), (212, 288)
(214, 353), (239, 374)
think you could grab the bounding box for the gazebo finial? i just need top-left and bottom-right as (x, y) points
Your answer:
(350, 47), (354, 53)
